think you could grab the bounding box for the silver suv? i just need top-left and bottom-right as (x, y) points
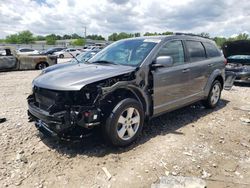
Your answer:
(28, 34), (227, 146)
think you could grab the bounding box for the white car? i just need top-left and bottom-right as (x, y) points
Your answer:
(16, 48), (39, 55)
(83, 46), (103, 52)
(54, 48), (81, 58)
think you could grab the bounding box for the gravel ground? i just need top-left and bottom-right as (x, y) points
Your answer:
(0, 70), (249, 188)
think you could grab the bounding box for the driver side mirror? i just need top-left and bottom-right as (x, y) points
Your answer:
(152, 56), (173, 69)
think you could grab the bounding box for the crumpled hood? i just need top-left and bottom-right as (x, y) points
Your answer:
(33, 63), (135, 91)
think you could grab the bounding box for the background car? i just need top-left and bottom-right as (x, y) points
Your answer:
(41, 49), (101, 74)
(0, 46), (57, 71)
(16, 48), (39, 55)
(73, 49), (100, 62)
(54, 48), (81, 58)
(223, 40), (250, 84)
(83, 46), (103, 52)
(226, 55), (250, 83)
(39, 47), (66, 55)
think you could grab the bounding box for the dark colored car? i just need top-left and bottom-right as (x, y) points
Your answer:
(28, 34), (229, 146)
(39, 47), (66, 55)
(223, 40), (250, 83)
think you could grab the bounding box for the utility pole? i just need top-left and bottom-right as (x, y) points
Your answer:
(84, 26), (87, 39)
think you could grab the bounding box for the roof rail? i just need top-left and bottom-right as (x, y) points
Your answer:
(174, 32), (210, 39)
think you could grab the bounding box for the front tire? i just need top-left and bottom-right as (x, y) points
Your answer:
(59, 54), (64, 58)
(203, 80), (222, 109)
(103, 98), (144, 147)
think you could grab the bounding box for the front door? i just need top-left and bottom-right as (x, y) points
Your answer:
(0, 50), (17, 70)
(152, 40), (191, 115)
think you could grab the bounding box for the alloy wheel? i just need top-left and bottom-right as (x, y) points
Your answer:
(211, 83), (220, 105)
(116, 107), (140, 141)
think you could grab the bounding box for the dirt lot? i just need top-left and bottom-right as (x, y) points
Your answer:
(0, 70), (249, 188)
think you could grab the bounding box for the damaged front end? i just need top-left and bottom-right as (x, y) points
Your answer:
(27, 86), (102, 138)
(27, 73), (137, 139)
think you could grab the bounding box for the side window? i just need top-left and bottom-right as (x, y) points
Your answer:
(5, 49), (12, 56)
(157, 40), (185, 65)
(186, 41), (206, 62)
(23, 49), (33, 52)
(203, 42), (221, 58)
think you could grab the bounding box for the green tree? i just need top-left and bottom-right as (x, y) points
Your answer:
(5, 34), (19, 43)
(35, 35), (46, 41)
(86, 34), (105, 40)
(62, 34), (71, 39)
(71, 33), (81, 39)
(0, 39), (5, 43)
(144, 32), (159, 36)
(72, 38), (86, 46)
(134, 33), (141, 37)
(55, 35), (62, 40)
(161, 31), (173, 35)
(235, 33), (249, 40)
(108, 32), (134, 41)
(108, 33), (118, 41)
(213, 37), (227, 47)
(18, 30), (34, 44)
(46, 34), (57, 45)
(199, 32), (210, 38)
(5, 30), (34, 44)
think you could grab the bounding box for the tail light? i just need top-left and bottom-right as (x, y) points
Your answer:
(224, 59), (228, 65)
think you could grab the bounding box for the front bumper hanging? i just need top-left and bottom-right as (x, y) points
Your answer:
(27, 94), (101, 137)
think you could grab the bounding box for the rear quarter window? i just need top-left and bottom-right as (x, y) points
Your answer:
(203, 42), (221, 58)
(186, 41), (206, 62)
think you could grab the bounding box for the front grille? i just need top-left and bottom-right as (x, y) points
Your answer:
(33, 86), (97, 111)
(34, 87), (59, 110)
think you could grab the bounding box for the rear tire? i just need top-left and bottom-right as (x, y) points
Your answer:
(203, 80), (222, 109)
(36, 62), (48, 70)
(59, 54), (64, 58)
(102, 98), (144, 147)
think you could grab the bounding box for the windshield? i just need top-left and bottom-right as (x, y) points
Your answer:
(228, 55), (250, 59)
(89, 39), (158, 66)
(71, 51), (98, 63)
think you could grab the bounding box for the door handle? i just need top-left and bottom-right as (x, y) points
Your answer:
(182, 68), (190, 73)
(208, 63), (213, 67)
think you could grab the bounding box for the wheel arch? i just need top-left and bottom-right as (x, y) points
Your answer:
(35, 61), (49, 70)
(102, 86), (149, 117)
(214, 75), (224, 88)
(204, 69), (225, 96)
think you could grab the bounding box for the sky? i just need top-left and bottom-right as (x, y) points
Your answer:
(0, 0), (249, 39)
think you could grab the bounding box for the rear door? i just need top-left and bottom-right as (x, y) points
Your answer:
(184, 40), (211, 95)
(152, 40), (191, 115)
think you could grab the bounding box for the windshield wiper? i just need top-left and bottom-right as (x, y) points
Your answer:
(69, 52), (81, 64)
(91, 60), (117, 65)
